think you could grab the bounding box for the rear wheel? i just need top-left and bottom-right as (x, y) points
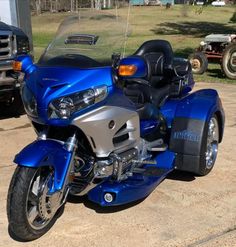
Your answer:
(221, 43), (236, 80)
(7, 166), (63, 241)
(197, 115), (219, 176)
(189, 52), (208, 74)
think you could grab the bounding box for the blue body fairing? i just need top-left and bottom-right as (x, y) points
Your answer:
(25, 65), (115, 125)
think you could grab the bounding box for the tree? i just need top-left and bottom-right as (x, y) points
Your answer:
(35, 0), (42, 15)
(230, 12), (236, 23)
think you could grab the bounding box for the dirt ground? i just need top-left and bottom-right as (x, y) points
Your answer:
(0, 82), (235, 247)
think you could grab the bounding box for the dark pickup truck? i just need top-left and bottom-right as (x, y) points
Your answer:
(0, 21), (30, 115)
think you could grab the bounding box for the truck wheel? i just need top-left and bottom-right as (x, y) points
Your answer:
(189, 52), (208, 74)
(7, 166), (63, 241)
(221, 43), (236, 80)
(5, 90), (25, 116)
(197, 115), (219, 176)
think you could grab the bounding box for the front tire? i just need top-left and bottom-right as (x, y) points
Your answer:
(7, 166), (63, 241)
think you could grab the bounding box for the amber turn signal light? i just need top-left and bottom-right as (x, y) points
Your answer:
(12, 61), (22, 71)
(118, 65), (137, 76)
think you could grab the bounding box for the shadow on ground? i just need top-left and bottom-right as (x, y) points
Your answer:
(151, 21), (236, 38)
(67, 195), (147, 214)
(0, 110), (25, 120)
(207, 67), (226, 79)
(167, 170), (196, 182)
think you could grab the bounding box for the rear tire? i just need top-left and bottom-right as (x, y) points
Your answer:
(196, 115), (219, 176)
(7, 166), (62, 241)
(221, 43), (236, 80)
(189, 52), (208, 74)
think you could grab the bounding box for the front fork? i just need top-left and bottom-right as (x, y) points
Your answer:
(52, 134), (78, 206)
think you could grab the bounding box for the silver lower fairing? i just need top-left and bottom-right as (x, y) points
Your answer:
(72, 106), (140, 157)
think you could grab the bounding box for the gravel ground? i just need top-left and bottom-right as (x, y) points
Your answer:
(0, 82), (235, 247)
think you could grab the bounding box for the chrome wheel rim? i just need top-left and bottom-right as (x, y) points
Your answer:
(205, 117), (219, 169)
(229, 51), (236, 71)
(26, 168), (59, 230)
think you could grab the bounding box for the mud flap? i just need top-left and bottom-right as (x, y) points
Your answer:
(169, 117), (207, 173)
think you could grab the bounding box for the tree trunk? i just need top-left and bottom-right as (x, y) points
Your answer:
(91, 0), (94, 9)
(75, 0), (78, 13)
(71, 0), (74, 12)
(50, 0), (53, 12)
(35, 0), (42, 15)
(95, 0), (101, 9)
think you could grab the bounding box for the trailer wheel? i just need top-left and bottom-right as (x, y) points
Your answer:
(221, 43), (236, 80)
(189, 52), (208, 74)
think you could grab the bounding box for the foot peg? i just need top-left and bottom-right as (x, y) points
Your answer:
(133, 167), (168, 177)
(143, 167), (168, 177)
(147, 143), (168, 152)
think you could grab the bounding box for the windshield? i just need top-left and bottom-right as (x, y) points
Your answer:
(38, 10), (128, 68)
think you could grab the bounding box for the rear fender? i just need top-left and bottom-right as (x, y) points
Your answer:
(163, 89), (225, 173)
(14, 140), (73, 191)
(162, 89), (225, 142)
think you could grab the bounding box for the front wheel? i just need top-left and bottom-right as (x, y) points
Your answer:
(7, 166), (63, 241)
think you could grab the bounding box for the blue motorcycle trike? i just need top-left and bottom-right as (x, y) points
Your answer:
(7, 11), (225, 241)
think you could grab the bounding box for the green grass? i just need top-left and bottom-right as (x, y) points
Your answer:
(32, 5), (236, 83)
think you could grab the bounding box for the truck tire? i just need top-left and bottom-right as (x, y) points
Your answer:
(3, 90), (25, 116)
(197, 115), (219, 176)
(221, 43), (236, 80)
(189, 52), (208, 74)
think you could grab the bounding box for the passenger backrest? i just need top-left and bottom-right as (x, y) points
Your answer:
(143, 52), (165, 87)
(133, 40), (174, 87)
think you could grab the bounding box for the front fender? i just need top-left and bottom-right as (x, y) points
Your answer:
(14, 140), (73, 191)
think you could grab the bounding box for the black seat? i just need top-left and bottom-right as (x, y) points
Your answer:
(134, 40), (174, 87)
(124, 40), (173, 108)
(133, 40), (190, 84)
(124, 40), (191, 112)
(124, 83), (170, 108)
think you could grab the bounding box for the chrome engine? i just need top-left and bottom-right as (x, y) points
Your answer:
(69, 136), (165, 195)
(93, 137), (163, 181)
(94, 148), (139, 181)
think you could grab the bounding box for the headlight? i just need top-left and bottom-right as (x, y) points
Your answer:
(200, 41), (206, 46)
(21, 84), (38, 117)
(48, 85), (108, 119)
